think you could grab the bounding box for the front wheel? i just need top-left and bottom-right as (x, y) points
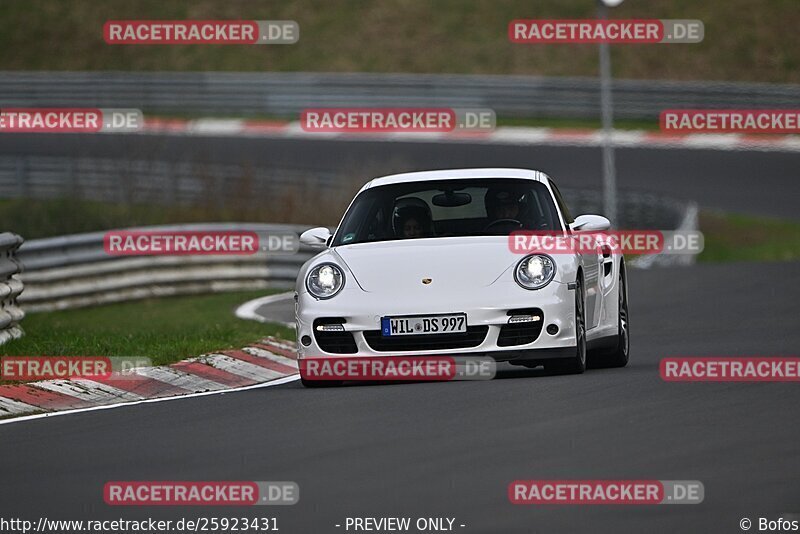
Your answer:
(593, 265), (630, 369)
(299, 364), (343, 388)
(546, 277), (587, 374)
(300, 377), (343, 388)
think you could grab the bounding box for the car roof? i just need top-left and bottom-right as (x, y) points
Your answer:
(361, 168), (549, 191)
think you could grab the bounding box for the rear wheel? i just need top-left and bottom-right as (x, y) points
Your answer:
(546, 277), (586, 374)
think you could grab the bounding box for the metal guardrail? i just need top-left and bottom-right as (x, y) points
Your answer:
(2, 71), (799, 120)
(0, 232), (25, 345)
(17, 224), (316, 312)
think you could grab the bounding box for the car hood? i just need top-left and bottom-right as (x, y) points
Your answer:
(333, 237), (516, 293)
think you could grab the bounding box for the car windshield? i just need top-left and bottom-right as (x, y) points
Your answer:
(331, 178), (562, 246)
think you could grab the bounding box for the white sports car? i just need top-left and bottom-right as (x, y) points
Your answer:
(295, 168), (629, 386)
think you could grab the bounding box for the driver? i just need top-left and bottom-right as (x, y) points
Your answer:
(392, 199), (433, 239)
(399, 214), (424, 238)
(485, 188), (526, 222)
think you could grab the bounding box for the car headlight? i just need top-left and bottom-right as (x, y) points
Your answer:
(306, 263), (345, 299)
(514, 254), (556, 290)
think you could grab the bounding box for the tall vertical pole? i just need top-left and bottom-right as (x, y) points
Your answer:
(598, 1), (617, 226)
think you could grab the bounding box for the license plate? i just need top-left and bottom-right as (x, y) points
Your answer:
(380, 314), (467, 336)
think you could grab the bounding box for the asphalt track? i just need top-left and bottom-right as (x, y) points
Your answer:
(3, 133), (800, 532)
(3, 133), (800, 219)
(1, 261), (799, 533)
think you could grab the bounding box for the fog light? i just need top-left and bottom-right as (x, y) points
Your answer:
(301, 335), (312, 346)
(508, 315), (541, 324)
(316, 324), (345, 332)
(546, 324), (559, 335)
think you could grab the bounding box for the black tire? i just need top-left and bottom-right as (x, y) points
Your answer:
(298, 355), (344, 387)
(593, 265), (630, 369)
(300, 377), (343, 388)
(546, 276), (587, 374)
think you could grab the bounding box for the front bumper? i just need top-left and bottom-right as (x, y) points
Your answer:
(295, 279), (577, 361)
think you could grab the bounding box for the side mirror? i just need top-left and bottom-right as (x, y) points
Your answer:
(570, 214), (611, 232)
(300, 227), (332, 247)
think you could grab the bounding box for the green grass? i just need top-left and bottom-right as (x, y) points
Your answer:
(0, 291), (293, 366)
(0, 0), (798, 83)
(698, 211), (800, 262)
(0, 198), (286, 240)
(496, 116), (658, 131)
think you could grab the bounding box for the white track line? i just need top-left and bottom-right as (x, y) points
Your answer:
(235, 292), (295, 327)
(0, 375), (300, 427)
